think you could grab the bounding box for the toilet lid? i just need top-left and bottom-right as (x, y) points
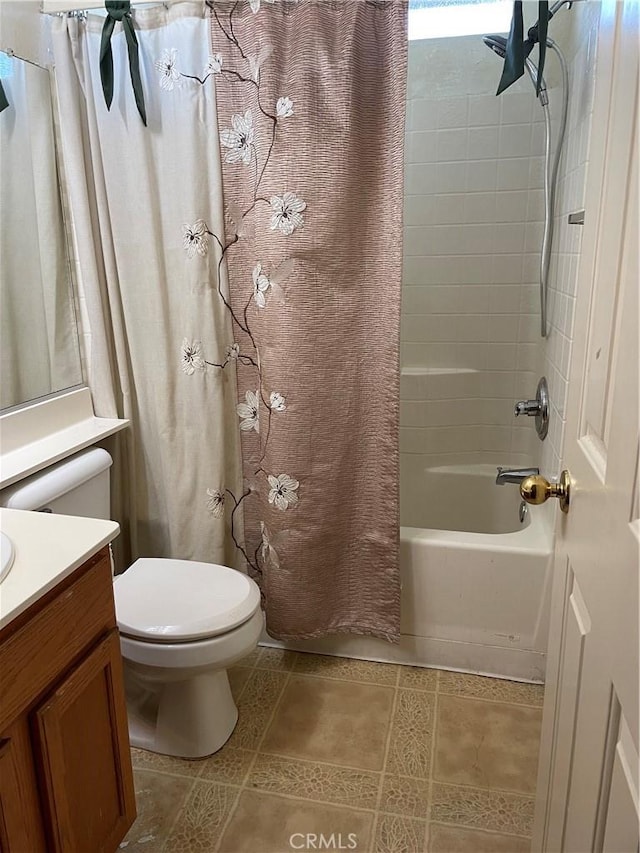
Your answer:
(113, 558), (261, 642)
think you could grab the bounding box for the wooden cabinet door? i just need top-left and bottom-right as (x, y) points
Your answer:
(33, 630), (136, 853)
(0, 718), (46, 853)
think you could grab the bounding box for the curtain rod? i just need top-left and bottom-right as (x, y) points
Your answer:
(1, 47), (48, 70)
(41, 1), (169, 13)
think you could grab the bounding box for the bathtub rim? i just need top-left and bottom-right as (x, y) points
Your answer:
(262, 486), (556, 683)
(400, 511), (554, 556)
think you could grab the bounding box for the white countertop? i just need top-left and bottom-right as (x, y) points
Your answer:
(0, 388), (129, 490)
(0, 508), (120, 630)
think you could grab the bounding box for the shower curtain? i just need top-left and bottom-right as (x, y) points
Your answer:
(52, 0), (407, 641)
(208, 0), (407, 640)
(52, 5), (243, 569)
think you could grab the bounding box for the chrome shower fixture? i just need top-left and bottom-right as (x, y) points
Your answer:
(482, 35), (549, 104)
(548, 0), (584, 16)
(514, 377), (550, 440)
(482, 27), (569, 337)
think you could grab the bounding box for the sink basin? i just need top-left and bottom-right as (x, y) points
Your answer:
(0, 532), (15, 583)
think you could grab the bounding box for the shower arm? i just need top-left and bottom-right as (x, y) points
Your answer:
(539, 39), (569, 338)
(548, 0), (578, 17)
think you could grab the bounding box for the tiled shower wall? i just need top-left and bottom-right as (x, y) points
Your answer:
(541, 1), (601, 476)
(401, 34), (545, 468)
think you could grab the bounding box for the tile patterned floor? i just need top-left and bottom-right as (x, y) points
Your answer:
(121, 648), (544, 853)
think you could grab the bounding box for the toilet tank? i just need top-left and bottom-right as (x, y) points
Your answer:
(0, 448), (113, 519)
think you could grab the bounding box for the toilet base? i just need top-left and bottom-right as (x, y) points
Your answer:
(124, 665), (239, 759)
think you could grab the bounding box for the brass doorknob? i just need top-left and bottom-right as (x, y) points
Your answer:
(520, 470), (571, 514)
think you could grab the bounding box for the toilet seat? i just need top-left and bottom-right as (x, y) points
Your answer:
(114, 558), (261, 643)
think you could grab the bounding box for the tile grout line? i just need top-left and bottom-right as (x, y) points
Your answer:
(244, 668), (541, 730)
(425, 668), (441, 851)
(253, 664), (399, 689)
(427, 777), (537, 799)
(437, 691), (544, 711)
(220, 786), (379, 814)
(131, 763), (209, 783)
(213, 659), (295, 853)
(141, 759), (537, 804)
(369, 665), (402, 852)
(292, 674), (398, 688)
(425, 818), (533, 841)
(254, 749), (385, 775)
(158, 773), (201, 853)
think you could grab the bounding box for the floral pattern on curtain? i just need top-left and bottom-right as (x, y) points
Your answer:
(193, 0), (408, 640)
(52, 5), (243, 570)
(53, 0), (407, 641)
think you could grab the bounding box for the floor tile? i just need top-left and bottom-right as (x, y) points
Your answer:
(228, 666), (252, 699)
(380, 775), (430, 818)
(198, 747), (255, 786)
(294, 652), (398, 685)
(386, 689), (435, 779)
(239, 648), (260, 667)
(374, 814), (428, 853)
(438, 672), (544, 707)
(398, 666), (438, 692)
(122, 769), (193, 848)
(249, 753), (380, 810)
(434, 695), (542, 793)
(430, 783), (535, 837)
(257, 647), (299, 671)
(227, 668), (288, 750)
(428, 822), (531, 852)
(163, 780), (238, 852)
(123, 655), (545, 853)
(218, 790), (374, 853)
(261, 676), (395, 770)
(129, 748), (203, 778)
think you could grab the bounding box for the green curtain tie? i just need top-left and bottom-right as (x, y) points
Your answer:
(100, 0), (147, 126)
(0, 80), (8, 114)
(526, 10), (548, 96)
(497, 1), (549, 97)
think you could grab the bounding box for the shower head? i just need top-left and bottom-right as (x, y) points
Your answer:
(482, 34), (548, 100)
(482, 34), (508, 59)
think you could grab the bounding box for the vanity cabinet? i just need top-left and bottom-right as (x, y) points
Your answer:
(0, 548), (135, 852)
(0, 717), (46, 851)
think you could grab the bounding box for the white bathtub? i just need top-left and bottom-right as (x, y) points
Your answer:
(264, 463), (554, 682)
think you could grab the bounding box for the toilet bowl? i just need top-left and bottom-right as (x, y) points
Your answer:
(114, 557), (262, 758)
(0, 448), (263, 760)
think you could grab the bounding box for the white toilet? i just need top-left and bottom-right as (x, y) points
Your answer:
(0, 448), (262, 759)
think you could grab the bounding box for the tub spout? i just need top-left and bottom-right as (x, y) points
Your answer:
(496, 467), (540, 485)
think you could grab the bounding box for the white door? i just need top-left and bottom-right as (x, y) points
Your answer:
(531, 1), (639, 851)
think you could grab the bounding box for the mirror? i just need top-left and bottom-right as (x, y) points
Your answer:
(0, 52), (83, 410)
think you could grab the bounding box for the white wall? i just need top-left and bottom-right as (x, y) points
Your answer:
(401, 34), (544, 469)
(400, 4), (599, 478)
(0, 1), (51, 67)
(541, 1), (601, 476)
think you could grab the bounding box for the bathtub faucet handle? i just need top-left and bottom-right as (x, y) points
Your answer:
(496, 467), (540, 486)
(513, 377), (550, 441)
(514, 399), (540, 416)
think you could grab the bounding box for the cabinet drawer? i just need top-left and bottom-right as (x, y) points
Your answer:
(0, 549), (115, 730)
